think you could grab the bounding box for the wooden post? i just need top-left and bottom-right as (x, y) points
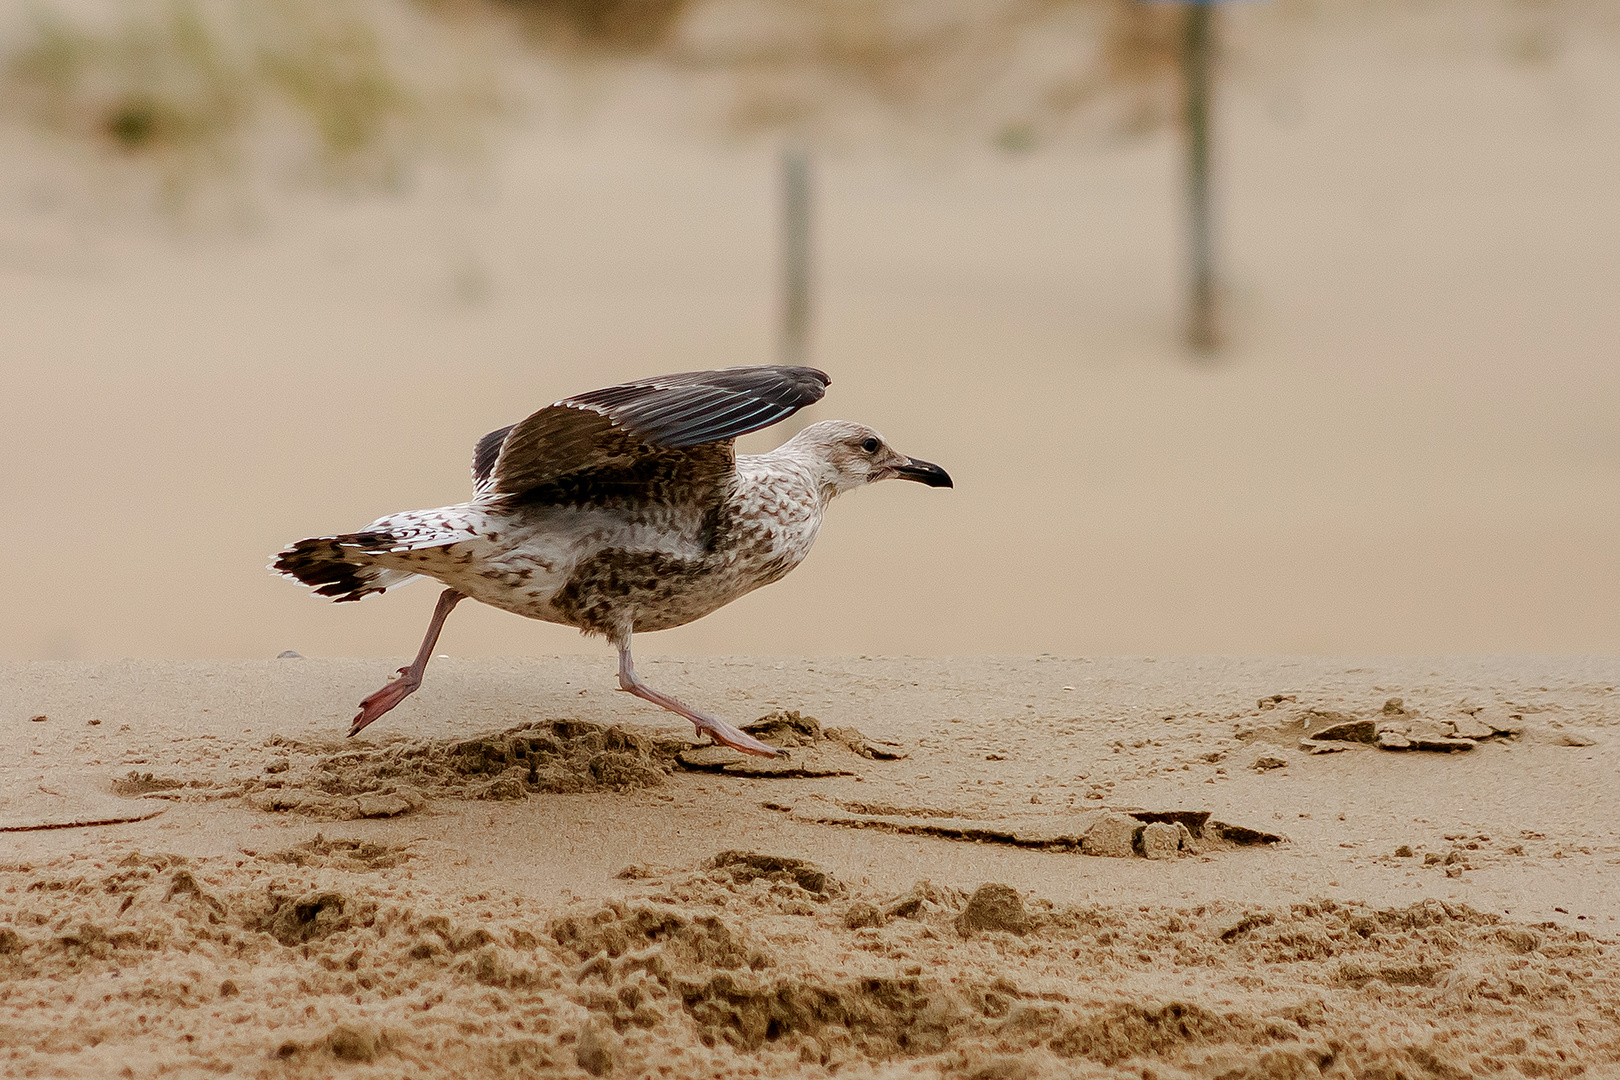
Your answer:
(1183, 0), (1220, 355)
(779, 145), (813, 368)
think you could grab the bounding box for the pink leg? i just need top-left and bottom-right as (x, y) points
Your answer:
(615, 639), (781, 758)
(349, 588), (464, 737)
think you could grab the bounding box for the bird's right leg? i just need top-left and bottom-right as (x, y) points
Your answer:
(615, 638), (781, 757)
(350, 588), (464, 737)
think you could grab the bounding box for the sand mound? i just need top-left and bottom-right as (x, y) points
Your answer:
(2, 847), (1613, 1078)
(240, 719), (680, 819)
(1239, 696), (1543, 758)
(220, 712), (898, 820)
(257, 834), (417, 872)
(678, 710), (907, 778)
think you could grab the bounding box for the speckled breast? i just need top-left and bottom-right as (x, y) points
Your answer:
(548, 469), (824, 637)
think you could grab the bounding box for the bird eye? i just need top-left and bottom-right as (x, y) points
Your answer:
(860, 437), (880, 454)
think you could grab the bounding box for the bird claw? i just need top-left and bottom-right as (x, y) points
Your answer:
(694, 716), (783, 758)
(349, 672), (419, 737)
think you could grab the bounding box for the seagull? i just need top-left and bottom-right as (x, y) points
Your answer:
(272, 366), (951, 757)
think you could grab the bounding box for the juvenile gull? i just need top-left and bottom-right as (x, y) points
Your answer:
(272, 366), (951, 757)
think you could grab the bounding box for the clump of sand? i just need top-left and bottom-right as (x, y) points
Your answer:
(240, 719), (683, 820)
(1, 846), (1612, 1078)
(105, 713), (896, 822)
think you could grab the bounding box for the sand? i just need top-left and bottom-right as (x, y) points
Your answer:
(3, 655), (1617, 1077)
(4, 6), (1620, 661)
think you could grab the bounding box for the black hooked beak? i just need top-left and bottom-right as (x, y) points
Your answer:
(893, 457), (953, 488)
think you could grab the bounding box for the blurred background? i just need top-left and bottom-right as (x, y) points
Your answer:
(2, 0), (1618, 661)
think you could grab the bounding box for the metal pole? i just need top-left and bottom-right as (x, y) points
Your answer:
(779, 145), (813, 368)
(1183, 1), (1219, 355)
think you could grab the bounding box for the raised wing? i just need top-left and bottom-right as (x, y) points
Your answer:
(472, 365), (829, 499)
(471, 423), (512, 491)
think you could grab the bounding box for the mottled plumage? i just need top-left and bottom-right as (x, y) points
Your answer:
(273, 365), (951, 756)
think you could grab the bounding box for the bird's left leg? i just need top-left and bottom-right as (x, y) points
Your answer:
(350, 588), (464, 737)
(615, 637), (781, 757)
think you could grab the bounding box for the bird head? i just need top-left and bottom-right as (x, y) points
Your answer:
(785, 420), (953, 498)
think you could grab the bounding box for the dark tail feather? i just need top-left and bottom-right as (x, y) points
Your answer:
(271, 532), (418, 602)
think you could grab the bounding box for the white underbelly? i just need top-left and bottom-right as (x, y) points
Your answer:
(378, 507), (711, 625)
(361, 495), (821, 634)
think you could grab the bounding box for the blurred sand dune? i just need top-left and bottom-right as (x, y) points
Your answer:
(2, 8), (1618, 659)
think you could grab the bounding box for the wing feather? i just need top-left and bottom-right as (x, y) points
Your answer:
(478, 365), (828, 500)
(471, 423), (513, 492)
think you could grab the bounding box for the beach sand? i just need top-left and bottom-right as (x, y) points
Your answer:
(3, 656), (1616, 1077)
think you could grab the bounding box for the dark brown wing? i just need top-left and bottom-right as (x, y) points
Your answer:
(471, 423), (512, 490)
(473, 366), (829, 499)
